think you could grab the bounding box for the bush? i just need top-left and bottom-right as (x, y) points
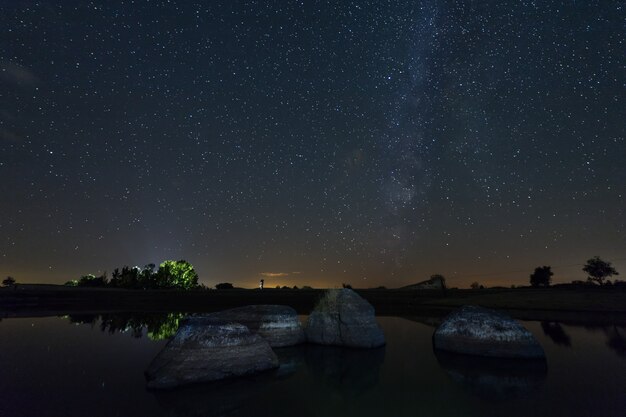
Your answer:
(2, 276), (16, 287)
(215, 282), (234, 290)
(76, 274), (108, 287)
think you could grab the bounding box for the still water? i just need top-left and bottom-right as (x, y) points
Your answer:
(0, 314), (624, 417)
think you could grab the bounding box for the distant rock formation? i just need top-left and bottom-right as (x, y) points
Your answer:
(400, 275), (446, 290)
(433, 305), (545, 358)
(145, 318), (278, 389)
(305, 288), (385, 348)
(205, 305), (305, 347)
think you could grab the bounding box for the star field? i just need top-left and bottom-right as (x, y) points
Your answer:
(1, 1), (624, 288)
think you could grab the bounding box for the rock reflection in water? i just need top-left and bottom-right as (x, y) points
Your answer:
(303, 345), (386, 398)
(151, 344), (386, 417)
(435, 350), (547, 400)
(152, 374), (272, 417)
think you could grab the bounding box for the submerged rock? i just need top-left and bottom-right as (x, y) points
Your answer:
(433, 305), (545, 358)
(145, 318), (279, 389)
(206, 305), (305, 347)
(305, 288), (385, 348)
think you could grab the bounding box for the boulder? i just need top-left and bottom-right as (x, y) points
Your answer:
(432, 305), (545, 358)
(145, 318), (279, 389)
(305, 288), (385, 348)
(206, 305), (305, 347)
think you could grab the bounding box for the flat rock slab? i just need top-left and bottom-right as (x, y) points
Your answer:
(433, 305), (545, 358)
(305, 289), (385, 348)
(206, 305), (305, 347)
(145, 318), (279, 389)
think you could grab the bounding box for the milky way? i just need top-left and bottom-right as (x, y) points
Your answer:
(1, 1), (624, 288)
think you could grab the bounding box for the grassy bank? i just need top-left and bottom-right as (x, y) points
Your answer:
(1, 285), (625, 323)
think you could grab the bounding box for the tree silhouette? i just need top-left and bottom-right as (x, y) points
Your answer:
(76, 273), (108, 287)
(582, 256), (619, 286)
(530, 266), (553, 287)
(470, 281), (481, 290)
(215, 282), (234, 290)
(2, 276), (16, 287)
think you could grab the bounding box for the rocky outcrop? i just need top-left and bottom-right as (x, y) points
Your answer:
(206, 305), (305, 347)
(305, 289), (385, 348)
(432, 305), (545, 358)
(400, 275), (446, 291)
(145, 318), (279, 389)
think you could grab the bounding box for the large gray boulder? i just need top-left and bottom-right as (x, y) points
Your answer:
(305, 289), (385, 348)
(433, 305), (545, 358)
(206, 305), (305, 347)
(145, 318), (279, 389)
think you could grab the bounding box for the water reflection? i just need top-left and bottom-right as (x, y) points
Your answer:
(606, 326), (626, 358)
(1, 314), (625, 416)
(151, 345), (386, 417)
(580, 324), (626, 359)
(303, 345), (386, 397)
(541, 321), (572, 347)
(153, 376), (268, 417)
(434, 351), (547, 400)
(65, 312), (184, 340)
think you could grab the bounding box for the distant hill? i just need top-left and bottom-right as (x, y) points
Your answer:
(400, 276), (446, 290)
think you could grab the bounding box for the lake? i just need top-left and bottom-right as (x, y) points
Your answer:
(0, 314), (624, 417)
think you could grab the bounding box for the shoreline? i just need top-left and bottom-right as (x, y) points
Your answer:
(1, 286), (625, 324)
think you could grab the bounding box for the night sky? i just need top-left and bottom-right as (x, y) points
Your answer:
(1, 1), (624, 288)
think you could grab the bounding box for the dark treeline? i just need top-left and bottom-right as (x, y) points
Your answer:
(64, 260), (200, 290)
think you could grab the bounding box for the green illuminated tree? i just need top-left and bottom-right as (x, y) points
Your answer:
(156, 260), (199, 289)
(583, 256), (619, 286)
(530, 266), (553, 287)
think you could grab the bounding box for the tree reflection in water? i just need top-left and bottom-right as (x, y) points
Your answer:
(605, 326), (626, 358)
(64, 312), (185, 340)
(540, 321), (572, 347)
(581, 324), (626, 359)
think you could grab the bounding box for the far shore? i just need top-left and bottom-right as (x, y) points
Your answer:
(1, 285), (625, 324)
